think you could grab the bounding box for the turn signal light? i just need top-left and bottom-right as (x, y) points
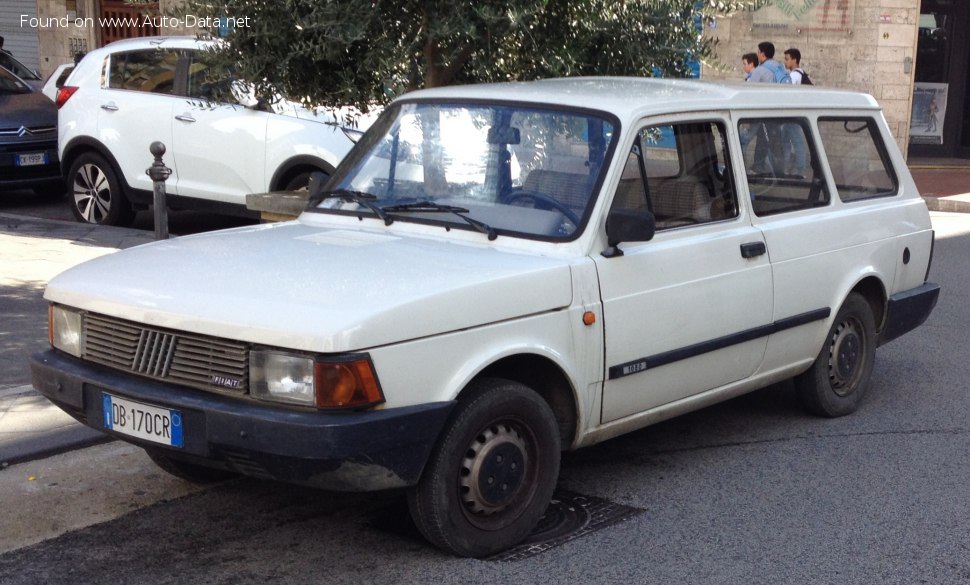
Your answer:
(314, 358), (384, 409)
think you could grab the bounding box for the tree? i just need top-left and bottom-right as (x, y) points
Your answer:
(173, 0), (767, 111)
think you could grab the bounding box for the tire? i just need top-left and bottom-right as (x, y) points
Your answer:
(282, 169), (328, 192)
(795, 293), (877, 417)
(68, 152), (135, 226)
(145, 448), (238, 484)
(407, 378), (561, 558)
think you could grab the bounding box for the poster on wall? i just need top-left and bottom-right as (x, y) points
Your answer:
(910, 83), (948, 145)
(752, 0), (856, 33)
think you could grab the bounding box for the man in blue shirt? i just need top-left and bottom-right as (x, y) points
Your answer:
(750, 42), (791, 84)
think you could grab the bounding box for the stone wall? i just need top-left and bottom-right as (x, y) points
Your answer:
(701, 0), (921, 157)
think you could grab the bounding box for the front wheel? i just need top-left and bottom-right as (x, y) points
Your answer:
(68, 152), (135, 226)
(407, 378), (561, 558)
(795, 293), (877, 417)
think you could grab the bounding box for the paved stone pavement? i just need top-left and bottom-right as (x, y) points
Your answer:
(0, 214), (154, 466)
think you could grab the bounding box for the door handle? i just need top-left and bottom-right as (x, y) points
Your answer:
(740, 241), (767, 258)
(100, 103), (119, 111)
(175, 114), (196, 123)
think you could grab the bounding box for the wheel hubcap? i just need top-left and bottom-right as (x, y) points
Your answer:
(460, 423), (528, 515)
(828, 318), (863, 395)
(73, 164), (112, 223)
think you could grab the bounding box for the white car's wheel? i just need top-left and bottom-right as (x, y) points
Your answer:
(69, 152), (134, 226)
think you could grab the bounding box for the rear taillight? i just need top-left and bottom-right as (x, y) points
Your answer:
(55, 86), (79, 109)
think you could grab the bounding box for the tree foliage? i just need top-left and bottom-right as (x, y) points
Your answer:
(173, 0), (767, 111)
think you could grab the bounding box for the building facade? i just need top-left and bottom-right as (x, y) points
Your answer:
(13, 0), (969, 161)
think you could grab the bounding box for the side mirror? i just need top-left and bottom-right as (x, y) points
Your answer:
(602, 208), (655, 258)
(230, 80), (261, 109)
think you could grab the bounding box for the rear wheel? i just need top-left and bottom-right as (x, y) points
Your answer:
(407, 378), (561, 558)
(69, 152), (135, 226)
(795, 293), (877, 417)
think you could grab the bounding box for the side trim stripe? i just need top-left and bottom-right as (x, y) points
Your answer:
(608, 307), (831, 380)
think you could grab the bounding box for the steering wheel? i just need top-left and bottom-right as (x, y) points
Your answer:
(504, 190), (582, 226)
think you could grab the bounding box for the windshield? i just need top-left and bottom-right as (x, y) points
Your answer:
(314, 102), (617, 240)
(0, 52), (40, 81)
(0, 67), (31, 94)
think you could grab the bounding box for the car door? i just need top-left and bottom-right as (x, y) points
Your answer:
(169, 51), (268, 204)
(99, 48), (180, 194)
(595, 117), (774, 423)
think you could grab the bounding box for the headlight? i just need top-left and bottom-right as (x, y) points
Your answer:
(250, 350), (384, 410)
(49, 304), (83, 357)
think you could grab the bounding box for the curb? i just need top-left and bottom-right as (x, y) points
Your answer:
(924, 196), (970, 214)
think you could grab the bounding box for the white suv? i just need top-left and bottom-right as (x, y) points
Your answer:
(56, 36), (357, 226)
(35, 78), (940, 557)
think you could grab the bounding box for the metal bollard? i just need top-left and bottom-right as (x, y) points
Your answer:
(146, 141), (172, 240)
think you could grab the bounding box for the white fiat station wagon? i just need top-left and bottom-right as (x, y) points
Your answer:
(33, 78), (940, 557)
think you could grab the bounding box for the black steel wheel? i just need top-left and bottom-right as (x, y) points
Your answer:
(407, 378), (561, 557)
(69, 152), (134, 226)
(795, 293), (877, 417)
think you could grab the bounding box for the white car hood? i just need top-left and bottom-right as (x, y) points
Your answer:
(45, 222), (574, 352)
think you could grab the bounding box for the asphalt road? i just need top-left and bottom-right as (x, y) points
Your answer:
(1, 212), (968, 584)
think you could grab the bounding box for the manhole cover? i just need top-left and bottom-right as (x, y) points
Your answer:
(485, 490), (644, 561)
(372, 489), (644, 561)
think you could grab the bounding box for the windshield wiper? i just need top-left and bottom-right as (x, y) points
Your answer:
(308, 189), (393, 225)
(381, 201), (497, 241)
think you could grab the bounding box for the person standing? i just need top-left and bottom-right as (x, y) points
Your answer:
(784, 48), (806, 84)
(0, 36), (11, 56)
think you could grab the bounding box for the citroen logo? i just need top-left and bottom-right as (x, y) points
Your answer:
(17, 126), (33, 137)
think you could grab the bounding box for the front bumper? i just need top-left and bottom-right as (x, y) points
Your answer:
(878, 281), (941, 346)
(31, 350), (454, 491)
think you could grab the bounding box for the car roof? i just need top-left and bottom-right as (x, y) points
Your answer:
(398, 77), (882, 120)
(86, 35), (215, 56)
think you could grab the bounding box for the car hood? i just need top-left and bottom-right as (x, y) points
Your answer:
(0, 90), (56, 128)
(45, 222), (574, 352)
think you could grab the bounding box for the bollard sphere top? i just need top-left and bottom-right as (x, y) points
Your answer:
(150, 141), (166, 157)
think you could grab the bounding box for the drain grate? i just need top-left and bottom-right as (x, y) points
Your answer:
(485, 490), (645, 561)
(372, 489), (644, 561)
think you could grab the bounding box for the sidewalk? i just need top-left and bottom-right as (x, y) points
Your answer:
(1, 164), (969, 467)
(0, 213), (154, 466)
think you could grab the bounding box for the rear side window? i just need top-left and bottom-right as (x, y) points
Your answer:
(107, 50), (180, 95)
(817, 117), (898, 202)
(738, 117), (829, 216)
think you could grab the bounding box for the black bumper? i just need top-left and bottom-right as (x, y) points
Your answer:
(878, 282), (941, 346)
(31, 350), (454, 491)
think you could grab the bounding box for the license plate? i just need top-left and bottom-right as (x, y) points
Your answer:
(102, 393), (184, 448)
(15, 152), (48, 166)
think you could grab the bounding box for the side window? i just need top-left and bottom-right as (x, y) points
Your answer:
(738, 118), (829, 216)
(187, 54), (233, 102)
(107, 50), (180, 95)
(611, 121), (739, 230)
(818, 117), (898, 201)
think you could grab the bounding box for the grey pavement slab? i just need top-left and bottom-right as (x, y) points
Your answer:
(0, 384), (109, 466)
(1, 215), (154, 465)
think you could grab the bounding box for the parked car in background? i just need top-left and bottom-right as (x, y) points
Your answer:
(0, 51), (43, 91)
(42, 63), (74, 102)
(57, 36), (361, 226)
(33, 78), (940, 557)
(0, 66), (63, 197)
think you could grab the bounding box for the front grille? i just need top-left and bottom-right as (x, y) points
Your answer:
(83, 313), (250, 395)
(0, 125), (56, 136)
